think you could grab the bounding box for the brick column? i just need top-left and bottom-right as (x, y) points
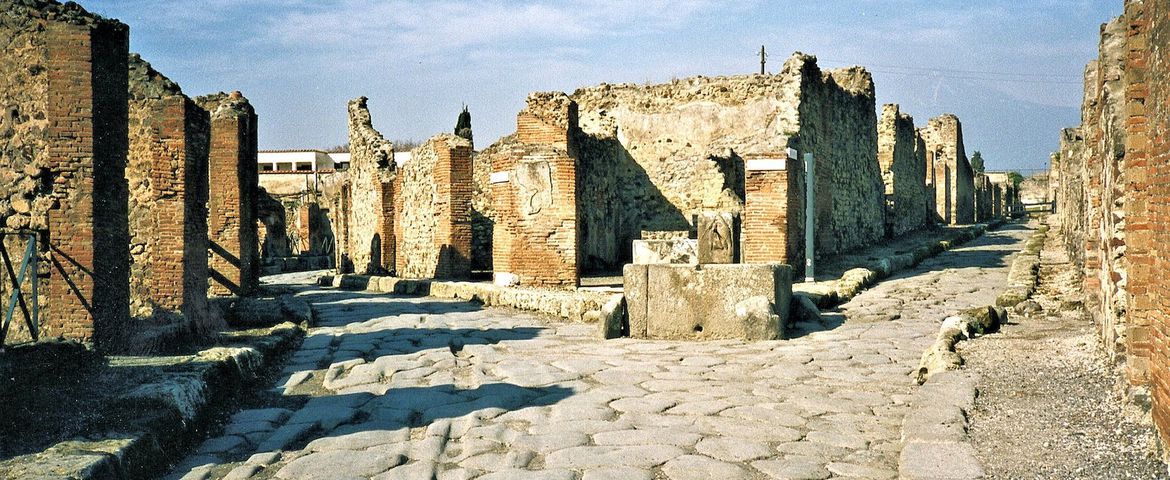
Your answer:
(204, 93), (259, 297)
(433, 140), (474, 279)
(1124, 0), (1153, 387)
(742, 154), (805, 276)
(42, 20), (130, 345)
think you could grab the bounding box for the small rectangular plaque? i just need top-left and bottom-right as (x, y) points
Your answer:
(489, 171), (511, 184)
(745, 158), (787, 171)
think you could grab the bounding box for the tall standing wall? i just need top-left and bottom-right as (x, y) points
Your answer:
(0, 1), (129, 346)
(394, 134), (473, 279)
(126, 55), (210, 329)
(482, 93), (580, 287)
(878, 104), (931, 236)
(921, 114), (975, 224)
(564, 53), (884, 274)
(198, 92), (259, 297)
(342, 97), (396, 275)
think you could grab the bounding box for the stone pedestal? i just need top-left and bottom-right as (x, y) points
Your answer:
(623, 263), (792, 341)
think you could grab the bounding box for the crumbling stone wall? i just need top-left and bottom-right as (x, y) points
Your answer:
(0, 0), (129, 345)
(341, 97), (396, 274)
(878, 104), (931, 236)
(569, 53), (883, 269)
(197, 92), (259, 297)
(921, 114), (975, 224)
(126, 54), (210, 327)
(1056, 127), (1087, 266)
(482, 93), (580, 287)
(394, 134), (473, 279)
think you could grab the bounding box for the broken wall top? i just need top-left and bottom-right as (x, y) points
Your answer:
(3, 0), (126, 29)
(347, 96), (395, 174)
(570, 52), (872, 158)
(196, 91), (255, 120)
(128, 54), (183, 101)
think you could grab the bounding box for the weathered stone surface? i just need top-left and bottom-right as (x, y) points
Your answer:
(395, 134), (474, 279)
(631, 239), (697, 265)
(624, 263), (792, 340)
(697, 212), (738, 264)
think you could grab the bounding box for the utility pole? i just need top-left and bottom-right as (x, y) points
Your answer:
(759, 45), (767, 75)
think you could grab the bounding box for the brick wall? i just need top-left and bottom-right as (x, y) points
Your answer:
(197, 92), (259, 297)
(484, 93), (580, 287)
(126, 54), (210, 329)
(742, 154), (805, 275)
(1056, 0), (1170, 455)
(1124, 0), (1169, 446)
(342, 97), (396, 274)
(394, 134), (473, 279)
(0, 2), (131, 346)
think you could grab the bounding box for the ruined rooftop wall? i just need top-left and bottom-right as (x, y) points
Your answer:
(197, 92), (259, 297)
(921, 114), (974, 224)
(395, 134), (473, 279)
(126, 54), (211, 330)
(343, 97), (396, 274)
(0, 0), (129, 345)
(878, 104), (930, 236)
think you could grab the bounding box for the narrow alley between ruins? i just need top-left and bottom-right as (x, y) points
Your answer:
(168, 224), (1033, 480)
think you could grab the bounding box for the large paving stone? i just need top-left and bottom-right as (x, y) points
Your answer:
(543, 445), (685, 469)
(661, 455), (750, 480)
(275, 450), (405, 479)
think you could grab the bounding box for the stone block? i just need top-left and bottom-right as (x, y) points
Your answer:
(631, 239), (698, 265)
(697, 212), (739, 264)
(623, 263), (792, 341)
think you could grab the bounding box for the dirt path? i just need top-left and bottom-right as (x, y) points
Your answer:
(962, 220), (1166, 479)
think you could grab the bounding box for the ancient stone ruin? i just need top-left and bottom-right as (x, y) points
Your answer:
(197, 92), (260, 298)
(0, 0), (130, 345)
(878, 104), (932, 236)
(920, 114), (976, 225)
(336, 98), (476, 280)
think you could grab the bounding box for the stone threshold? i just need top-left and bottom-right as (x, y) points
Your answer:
(0, 323), (305, 480)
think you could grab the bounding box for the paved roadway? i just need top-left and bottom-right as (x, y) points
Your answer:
(170, 223), (1032, 480)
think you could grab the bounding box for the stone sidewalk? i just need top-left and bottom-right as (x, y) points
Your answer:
(169, 224), (1033, 480)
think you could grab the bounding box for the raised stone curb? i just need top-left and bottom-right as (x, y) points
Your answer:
(898, 224), (1045, 480)
(795, 220), (1005, 309)
(0, 323), (305, 480)
(995, 224), (1047, 308)
(323, 274), (614, 324)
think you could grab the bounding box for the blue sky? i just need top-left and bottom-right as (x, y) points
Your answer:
(90, 0), (1120, 172)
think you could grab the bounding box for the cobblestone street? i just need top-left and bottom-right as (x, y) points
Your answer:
(170, 224), (1032, 480)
